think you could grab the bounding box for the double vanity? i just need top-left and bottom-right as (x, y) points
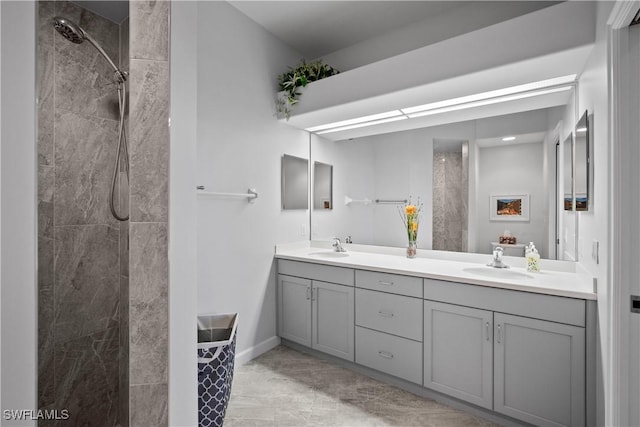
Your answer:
(275, 242), (596, 427)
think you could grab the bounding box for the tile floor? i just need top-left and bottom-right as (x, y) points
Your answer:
(224, 345), (500, 426)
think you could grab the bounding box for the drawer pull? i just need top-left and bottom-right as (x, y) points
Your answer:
(378, 350), (394, 359)
(497, 324), (502, 344)
(378, 280), (394, 286)
(378, 310), (394, 318)
(485, 321), (490, 341)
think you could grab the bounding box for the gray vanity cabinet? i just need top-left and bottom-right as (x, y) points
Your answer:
(423, 301), (493, 409)
(494, 313), (585, 427)
(277, 260), (355, 362)
(424, 278), (587, 427)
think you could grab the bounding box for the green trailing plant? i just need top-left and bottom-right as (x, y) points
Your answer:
(276, 59), (339, 119)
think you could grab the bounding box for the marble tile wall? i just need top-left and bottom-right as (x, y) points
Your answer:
(37, 2), (126, 425)
(119, 16), (131, 427)
(128, 1), (170, 426)
(432, 147), (469, 252)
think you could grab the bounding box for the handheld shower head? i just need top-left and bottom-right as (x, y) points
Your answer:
(52, 16), (126, 83)
(53, 16), (86, 44)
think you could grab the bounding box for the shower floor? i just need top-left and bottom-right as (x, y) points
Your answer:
(224, 345), (499, 426)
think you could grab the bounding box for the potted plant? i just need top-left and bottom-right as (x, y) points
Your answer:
(276, 59), (339, 119)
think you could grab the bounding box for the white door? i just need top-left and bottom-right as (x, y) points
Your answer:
(627, 22), (640, 427)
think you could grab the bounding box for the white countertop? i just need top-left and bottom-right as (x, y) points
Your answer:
(275, 242), (596, 300)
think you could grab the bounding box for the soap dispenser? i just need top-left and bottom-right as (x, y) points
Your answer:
(525, 242), (540, 273)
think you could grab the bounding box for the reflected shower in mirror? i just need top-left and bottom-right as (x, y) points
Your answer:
(575, 111), (590, 211)
(282, 154), (309, 210)
(313, 161), (333, 210)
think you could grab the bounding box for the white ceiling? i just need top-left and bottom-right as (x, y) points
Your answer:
(228, 1), (558, 61)
(228, 1), (462, 59)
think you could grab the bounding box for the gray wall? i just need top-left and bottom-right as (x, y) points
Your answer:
(195, 2), (308, 363)
(37, 2), (124, 424)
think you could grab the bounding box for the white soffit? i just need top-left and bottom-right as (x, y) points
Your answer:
(280, 1), (595, 139)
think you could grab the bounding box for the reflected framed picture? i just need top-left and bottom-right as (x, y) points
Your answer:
(490, 194), (530, 221)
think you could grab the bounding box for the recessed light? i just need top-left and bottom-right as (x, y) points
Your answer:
(502, 136), (516, 141)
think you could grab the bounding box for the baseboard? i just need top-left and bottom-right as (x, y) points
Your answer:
(235, 336), (281, 366)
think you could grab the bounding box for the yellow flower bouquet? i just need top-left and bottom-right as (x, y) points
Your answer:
(398, 199), (422, 258)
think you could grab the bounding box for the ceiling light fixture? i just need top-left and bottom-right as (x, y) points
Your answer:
(401, 74), (576, 115)
(502, 136), (516, 141)
(404, 86), (573, 119)
(306, 110), (403, 133)
(315, 115), (408, 135)
(305, 74), (576, 135)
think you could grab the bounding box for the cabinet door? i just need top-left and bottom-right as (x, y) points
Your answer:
(494, 313), (585, 427)
(278, 275), (312, 347)
(424, 300), (493, 409)
(312, 281), (354, 361)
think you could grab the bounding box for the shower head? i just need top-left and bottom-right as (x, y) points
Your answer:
(52, 16), (127, 83)
(52, 16), (86, 44)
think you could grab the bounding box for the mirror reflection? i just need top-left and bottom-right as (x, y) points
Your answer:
(313, 161), (333, 210)
(563, 134), (574, 211)
(282, 154), (309, 210)
(310, 96), (578, 260)
(575, 111), (589, 211)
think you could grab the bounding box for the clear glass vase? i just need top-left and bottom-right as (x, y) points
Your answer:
(406, 241), (417, 258)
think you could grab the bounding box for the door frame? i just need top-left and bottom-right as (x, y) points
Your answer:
(607, 2), (640, 425)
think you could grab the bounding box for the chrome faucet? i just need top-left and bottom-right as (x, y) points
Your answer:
(487, 246), (509, 268)
(332, 237), (347, 252)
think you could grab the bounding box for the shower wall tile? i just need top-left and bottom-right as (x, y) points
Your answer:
(54, 225), (119, 344)
(130, 383), (168, 427)
(119, 275), (130, 427)
(38, 2), (54, 47)
(54, 111), (119, 226)
(38, 276), (55, 408)
(129, 59), (169, 223)
(130, 1), (169, 61)
(38, 39), (54, 166)
(54, 47), (120, 122)
(129, 222), (168, 384)
(121, 17), (130, 72)
(54, 327), (119, 426)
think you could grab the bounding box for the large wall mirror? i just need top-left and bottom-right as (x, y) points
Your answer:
(574, 111), (590, 211)
(309, 88), (581, 261)
(282, 154), (309, 210)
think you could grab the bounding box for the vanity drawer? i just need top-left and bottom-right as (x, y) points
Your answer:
(355, 288), (422, 341)
(424, 278), (586, 327)
(355, 326), (422, 384)
(356, 270), (422, 298)
(278, 259), (354, 286)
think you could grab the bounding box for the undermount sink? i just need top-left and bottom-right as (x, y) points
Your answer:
(308, 251), (350, 258)
(463, 267), (533, 280)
